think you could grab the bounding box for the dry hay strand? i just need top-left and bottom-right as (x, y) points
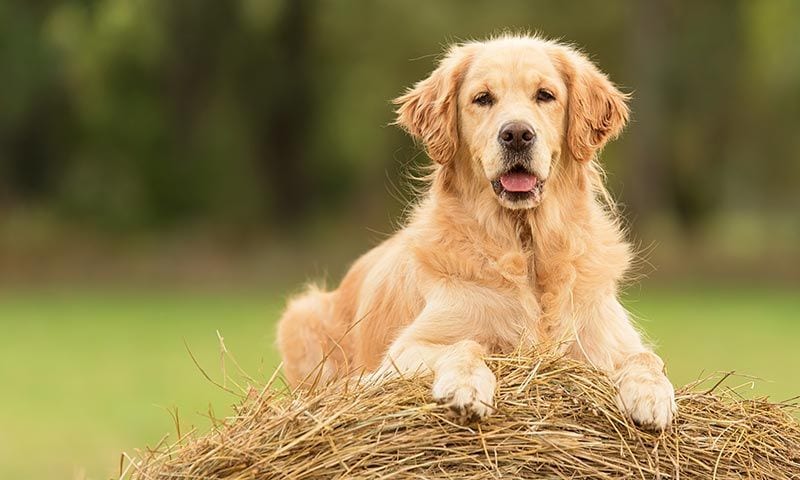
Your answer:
(123, 353), (800, 479)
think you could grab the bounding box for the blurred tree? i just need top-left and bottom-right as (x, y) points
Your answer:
(236, 0), (318, 225)
(0, 2), (74, 204)
(666, 1), (744, 234)
(623, 0), (670, 224)
(625, 0), (746, 235)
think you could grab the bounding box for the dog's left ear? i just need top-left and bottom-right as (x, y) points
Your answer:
(559, 49), (630, 163)
(393, 45), (474, 165)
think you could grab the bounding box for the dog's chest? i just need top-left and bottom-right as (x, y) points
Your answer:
(474, 251), (546, 351)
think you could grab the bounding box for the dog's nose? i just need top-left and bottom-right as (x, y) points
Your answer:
(498, 122), (536, 151)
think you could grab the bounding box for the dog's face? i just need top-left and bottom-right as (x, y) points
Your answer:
(458, 42), (567, 209)
(395, 36), (629, 210)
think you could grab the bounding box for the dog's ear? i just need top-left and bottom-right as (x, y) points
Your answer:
(394, 45), (473, 164)
(559, 48), (630, 163)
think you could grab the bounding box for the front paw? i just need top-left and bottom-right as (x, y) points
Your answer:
(615, 359), (677, 431)
(431, 363), (496, 423)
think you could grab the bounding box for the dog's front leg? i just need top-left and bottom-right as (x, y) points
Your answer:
(370, 304), (496, 422)
(573, 296), (677, 430)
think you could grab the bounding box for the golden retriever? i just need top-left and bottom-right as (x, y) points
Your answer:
(277, 34), (676, 430)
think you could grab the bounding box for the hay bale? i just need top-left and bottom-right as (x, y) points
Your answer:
(125, 353), (800, 479)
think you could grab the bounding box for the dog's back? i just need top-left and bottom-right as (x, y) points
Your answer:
(277, 233), (422, 386)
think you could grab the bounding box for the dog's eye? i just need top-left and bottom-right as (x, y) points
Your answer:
(473, 92), (494, 107)
(536, 89), (556, 103)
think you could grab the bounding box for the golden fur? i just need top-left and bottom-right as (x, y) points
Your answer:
(277, 35), (676, 430)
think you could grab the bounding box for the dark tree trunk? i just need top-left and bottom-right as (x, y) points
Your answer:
(622, 0), (670, 228)
(260, 0), (316, 225)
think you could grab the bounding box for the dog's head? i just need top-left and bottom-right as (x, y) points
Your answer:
(395, 36), (629, 210)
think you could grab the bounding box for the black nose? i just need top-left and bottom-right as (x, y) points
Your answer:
(498, 121), (535, 151)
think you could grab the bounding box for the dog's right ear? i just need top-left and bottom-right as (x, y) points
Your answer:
(555, 47), (630, 163)
(393, 45), (473, 165)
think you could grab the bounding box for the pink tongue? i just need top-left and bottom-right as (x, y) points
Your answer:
(500, 172), (537, 192)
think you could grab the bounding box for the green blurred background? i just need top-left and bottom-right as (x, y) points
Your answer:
(1, 1), (798, 479)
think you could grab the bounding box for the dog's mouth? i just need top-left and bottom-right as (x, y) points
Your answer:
(491, 165), (544, 205)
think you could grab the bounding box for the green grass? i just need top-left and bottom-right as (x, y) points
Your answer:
(0, 284), (797, 480)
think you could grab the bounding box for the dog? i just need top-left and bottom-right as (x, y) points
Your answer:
(277, 34), (676, 430)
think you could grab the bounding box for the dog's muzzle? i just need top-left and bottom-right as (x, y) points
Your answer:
(492, 121), (545, 206)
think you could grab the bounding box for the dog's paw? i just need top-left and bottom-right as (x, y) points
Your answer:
(431, 363), (496, 423)
(615, 360), (677, 431)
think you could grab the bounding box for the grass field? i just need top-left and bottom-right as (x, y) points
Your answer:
(0, 284), (798, 479)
